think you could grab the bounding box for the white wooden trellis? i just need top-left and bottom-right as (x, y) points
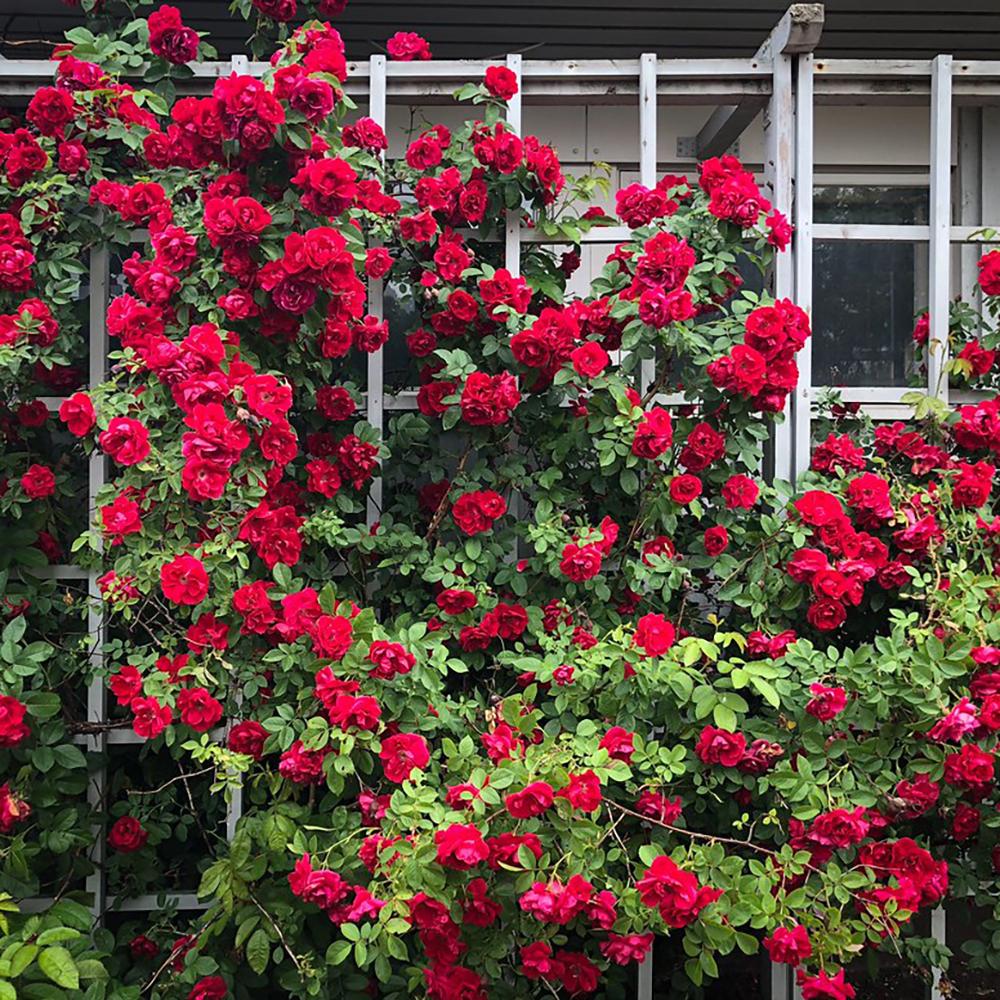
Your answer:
(6, 7), (1000, 998)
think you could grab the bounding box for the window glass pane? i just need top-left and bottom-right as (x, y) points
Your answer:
(815, 185), (928, 226)
(812, 186), (929, 388)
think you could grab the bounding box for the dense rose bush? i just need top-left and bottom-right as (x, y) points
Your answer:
(2, 6), (1000, 999)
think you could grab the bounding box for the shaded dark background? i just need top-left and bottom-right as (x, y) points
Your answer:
(0, 0), (997, 60)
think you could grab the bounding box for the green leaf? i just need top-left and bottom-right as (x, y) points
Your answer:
(38, 947), (79, 990)
(246, 928), (269, 975)
(712, 703), (738, 731)
(36, 929), (80, 947)
(326, 940), (352, 966)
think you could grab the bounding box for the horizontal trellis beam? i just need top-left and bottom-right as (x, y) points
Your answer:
(813, 223), (1000, 242)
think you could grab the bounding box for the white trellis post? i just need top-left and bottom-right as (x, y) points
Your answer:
(505, 52), (523, 280)
(638, 52), (658, 396)
(928, 54), (953, 404)
(792, 52), (814, 480)
(366, 53), (387, 528)
(84, 244), (109, 920)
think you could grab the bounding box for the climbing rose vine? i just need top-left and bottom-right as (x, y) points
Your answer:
(2, 6), (1000, 1000)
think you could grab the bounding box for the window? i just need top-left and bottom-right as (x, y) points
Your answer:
(812, 185), (929, 388)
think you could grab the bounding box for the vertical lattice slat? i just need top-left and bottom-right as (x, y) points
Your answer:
(85, 244), (109, 920)
(505, 53), (523, 279)
(766, 44), (795, 483)
(224, 53), (251, 843)
(638, 53), (658, 396)
(791, 53), (814, 481)
(366, 53), (388, 528)
(928, 55), (953, 404)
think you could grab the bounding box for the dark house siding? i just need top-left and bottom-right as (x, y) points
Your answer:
(0, 0), (998, 60)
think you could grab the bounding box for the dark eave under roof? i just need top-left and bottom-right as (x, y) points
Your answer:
(0, 0), (998, 61)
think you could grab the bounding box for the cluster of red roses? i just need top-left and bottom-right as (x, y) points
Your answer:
(147, 4), (200, 65)
(698, 154), (791, 248)
(707, 298), (810, 413)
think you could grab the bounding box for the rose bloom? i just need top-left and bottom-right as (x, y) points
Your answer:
(108, 815), (148, 853)
(484, 65), (518, 100)
(160, 554), (210, 605)
(434, 822), (489, 869)
(380, 732), (430, 782)
(571, 340), (610, 378)
(722, 473), (759, 508)
(634, 613), (675, 656)
(670, 474), (702, 504)
(20, 464), (55, 499)
(228, 720), (268, 760)
(805, 683), (848, 722)
(98, 416), (151, 465)
(703, 525), (729, 556)
(764, 924), (813, 967)
(696, 726), (748, 768)
(59, 392), (95, 436)
(177, 687), (223, 732)
(187, 977), (228, 1000)
(131, 696), (173, 739)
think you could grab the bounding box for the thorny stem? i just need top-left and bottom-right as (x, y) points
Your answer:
(425, 446), (472, 546)
(249, 888), (306, 975)
(606, 799), (820, 875)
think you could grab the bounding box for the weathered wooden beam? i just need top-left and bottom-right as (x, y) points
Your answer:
(694, 97), (767, 157)
(757, 4), (825, 60)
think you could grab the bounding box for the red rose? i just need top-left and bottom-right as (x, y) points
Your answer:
(505, 781), (554, 818)
(953, 802), (981, 841)
(805, 683), (847, 722)
(187, 977), (228, 1000)
(943, 744), (995, 790)
(99, 417), (151, 466)
(434, 822), (489, 869)
(20, 464), (55, 499)
(570, 341), (610, 378)
(484, 65), (518, 100)
(559, 543), (603, 582)
(806, 599), (846, 632)
(228, 720), (268, 760)
(451, 490), (507, 535)
(26, 86), (75, 137)
(978, 250), (1000, 296)
(632, 407), (673, 459)
(131, 696), (172, 739)
(129, 935), (158, 960)
(764, 925), (812, 967)
(0, 696), (29, 747)
(695, 726), (746, 767)
(436, 589), (477, 614)
(703, 525), (729, 556)
(380, 732), (430, 783)
(669, 474), (702, 505)
(148, 5), (200, 64)
(386, 31), (432, 61)
(797, 969), (856, 1000)
(108, 815), (148, 853)
(634, 613), (675, 656)
(288, 853), (349, 909)
(794, 490), (845, 528)
(636, 855), (722, 928)
(177, 687), (223, 732)
(58, 392), (95, 436)
(598, 726), (635, 762)
(109, 666), (143, 707)
(160, 554), (210, 605)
